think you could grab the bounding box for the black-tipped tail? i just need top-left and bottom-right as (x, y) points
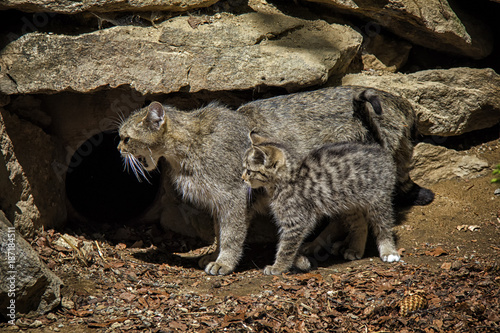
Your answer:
(353, 89), (384, 147)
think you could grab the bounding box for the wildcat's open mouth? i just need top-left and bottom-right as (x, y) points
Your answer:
(136, 155), (149, 168)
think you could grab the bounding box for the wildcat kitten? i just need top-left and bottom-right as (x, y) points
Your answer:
(118, 86), (424, 276)
(301, 88), (389, 257)
(242, 132), (400, 275)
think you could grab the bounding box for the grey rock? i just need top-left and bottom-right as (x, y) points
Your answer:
(0, 12), (362, 95)
(0, 0), (218, 13)
(410, 143), (489, 185)
(0, 212), (62, 320)
(494, 188), (500, 195)
(361, 34), (412, 72)
(0, 108), (66, 237)
(304, 0), (493, 59)
(342, 68), (500, 136)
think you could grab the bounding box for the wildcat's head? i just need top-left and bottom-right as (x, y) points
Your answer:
(118, 101), (167, 181)
(242, 131), (289, 190)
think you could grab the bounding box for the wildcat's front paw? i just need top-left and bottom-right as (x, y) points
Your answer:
(263, 264), (290, 275)
(205, 261), (234, 275)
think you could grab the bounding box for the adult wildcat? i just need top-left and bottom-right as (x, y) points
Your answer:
(118, 86), (430, 275)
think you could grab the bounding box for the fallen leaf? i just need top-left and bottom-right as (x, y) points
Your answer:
(223, 312), (245, 323)
(119, 292), (136, 302)
(116, 243), (127, 250)
(425, 247), (447, 257)
(293, 272), (324, 282)
(68, 309), (93, 317)
(169, 321), (188, 330)
(130, 240), (144, 248)
(441, 262), (452, 270)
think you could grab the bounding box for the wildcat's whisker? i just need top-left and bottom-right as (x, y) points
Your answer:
(147, 148), (158, 169)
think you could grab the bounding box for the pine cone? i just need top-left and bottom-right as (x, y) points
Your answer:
(399, 293), (428, 316)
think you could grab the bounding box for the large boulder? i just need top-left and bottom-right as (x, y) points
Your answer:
(303, 0), (492, 59)
(342, 67), (500, 136)
(0, 212), (62, 320)
(410, 143), (489, 185)
(0, 12), (362, 96)
(0, 108), (66, 237)
(0, 0), (218, 13)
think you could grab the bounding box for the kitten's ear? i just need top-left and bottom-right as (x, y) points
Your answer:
(144, 102), (165, 130)
(262, 146), (286, 169)
(249, 131), (269, 146)
(251, 146), (267, 164)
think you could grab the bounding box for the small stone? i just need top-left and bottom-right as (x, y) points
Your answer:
(494, 188), (500, 195)
(61, 297), (75, 309)
(451, 260), (462, 271)
(29, 320), (43, 328)
(111, 322), (123, 329)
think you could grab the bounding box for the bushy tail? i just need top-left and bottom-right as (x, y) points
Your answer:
(353, 89), (385, 148)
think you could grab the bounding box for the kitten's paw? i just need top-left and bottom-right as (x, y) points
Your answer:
(381, 254), (400, 263)
(343, 249), (362, 261)
(263, 264), (290, 275)
(204, 261), (234, 275)
(294, 255), (312, 271)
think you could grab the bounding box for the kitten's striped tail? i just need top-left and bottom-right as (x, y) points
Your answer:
(353, 89), (385, 148)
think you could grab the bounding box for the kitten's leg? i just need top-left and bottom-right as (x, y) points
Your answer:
(368, 201), (400, 262)
(204, 197), (249, 275)
(264, 213), (314, 275)
(340, 210), (368, 261)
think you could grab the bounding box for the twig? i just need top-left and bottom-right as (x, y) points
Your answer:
(60, 235), (89, 267)
(95, 240), (107, 263)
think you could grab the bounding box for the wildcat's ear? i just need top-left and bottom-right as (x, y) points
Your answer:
(144, 101), (165, 130)
(249, 131), (269, 146)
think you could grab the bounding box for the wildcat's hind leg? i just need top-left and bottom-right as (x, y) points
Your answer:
(368, 201), (400, 262)
(301, 216), (347, 256)
(339, 210), (368, 261)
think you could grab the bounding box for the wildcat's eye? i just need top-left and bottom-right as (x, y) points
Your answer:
(123, 137), (130, 144)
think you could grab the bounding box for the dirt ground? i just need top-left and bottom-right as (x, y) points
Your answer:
(2, 138), (500, 332)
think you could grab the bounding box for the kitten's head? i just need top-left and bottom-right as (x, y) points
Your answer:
(118, 101), (167, 181)
(242, 131), (289, 189)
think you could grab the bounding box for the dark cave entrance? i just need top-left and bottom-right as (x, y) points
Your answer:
(65, 131), (161, 224)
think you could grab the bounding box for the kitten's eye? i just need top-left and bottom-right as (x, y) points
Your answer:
(123, 137), (130, 144)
